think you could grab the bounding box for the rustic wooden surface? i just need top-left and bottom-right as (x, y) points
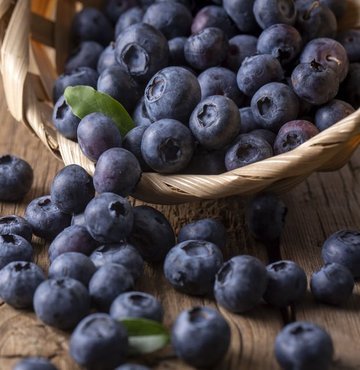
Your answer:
(0, 77), (359, 370)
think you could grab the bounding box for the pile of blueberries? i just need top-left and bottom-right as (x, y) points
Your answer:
(52, 0), (359, 180)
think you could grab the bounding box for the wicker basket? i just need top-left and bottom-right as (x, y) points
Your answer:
(0, 0), (359, 204)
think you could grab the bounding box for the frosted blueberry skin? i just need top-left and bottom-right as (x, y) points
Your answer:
(337, 29), (360, 63)
(0, 261), (45, 309)
(339, 63), (360, 109)
(25, 195), (71, 241)
(214, 255), (268, 313)
(115, 23), (169, 84)
(171, 307), (231, 368)
(65, 41), (104, 73)
(97, 43), (118, 74)
(33, 278), (90, 330)
(275, 321), (334, 370)
(132, 97), (153, 127)
(239, 107), (261, 133)
(0, 234), (33, 270)
(0, 155), (33, 202)
(70, 313), (128, 370)
(250, 129), (276, 146)
(315, 99), (355, 131)
(311, 263), (354, 305)
(14, 357), (58, 370)
(110, 291), (164, 322)
(143, 2), (192, 39)
(52, 95), (80, 141)
(222, 0), (258, 33)
(184, 27), (229, 71)
(168, 37), (187, 66)
(123, 126), (151, 171)
(0, 215), (32, 242)
(115, 7), (144, 38)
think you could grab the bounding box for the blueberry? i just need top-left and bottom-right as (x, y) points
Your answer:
(171, 306), (230, 368)
(71, 212), (85, 226)
(49, 252), (96, 287)
(191, 5), (237, 38)
(33, 278), (90, 330)
(128, 205), (175, 262)
(0, 215), (32, 242)
(320, 0), (347, 18)
(97, 43), (118, 74)
(115, 365), (149, 370)
(189, 95), (241, 150)
(50, 164), (95, 214)
(0, 261), (45, 309)
(178, 218), (227, 248)
(225, 134), (273, 170)
(53, 67), (98, 103)
(237, 55), (284, 97)
(132, 97), (153, 127)
(110, 291), (163, 322)
(239, 107), (261, 133)
(52, 95), (80, 141)
(89, 263), (134, 311)
(143, 2), (192, 39)
(184, 27), (229, 71)
(214, 255), (268, 312)
(198, 67), (244, 106)
(339, 63), (360, 109)
(315, 99), (355, 131)
(84, 193), (134, 244)
(0, 155), (33, 202)
(97, 66), (141, 112)
(25, 196), (71, 240)
(105, 0), (139, 24)
(322, 230), (360, 278)
(300, 37), (349, 82)
(48, 225), (99, 263)
(224, 34), (258, 72)
(93, 148), (142, 197)
(144, 66), (201, 124)
(274, 120), (319, 154)
(250, 129), (276, 146)
(223, 0), (258, 33)
(115, 23), (169, 84)
(183, 147), (226, 175)
(168, 37), (187, 66)
(291, 60), (339, 105)
(311, 263), (354, 305)
(251, 82), (299, 132)
(14, 357), (57, 370)
(90, 242), (144, 280)
(70, 313), (128, 370)
(257, 24), (302, 65)
(263, 260), (307, 307)
(71, 7), (113, 46)
(115, 7), (144, 38)
(141, 119), (195, 173)
(65, 41), (104, 73)
(275, 321), (334, 370)
(77, 112), (122, 162)
(337, 29), (360, 63)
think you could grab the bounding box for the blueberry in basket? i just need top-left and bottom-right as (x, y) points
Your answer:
(14, 357), (58, 370)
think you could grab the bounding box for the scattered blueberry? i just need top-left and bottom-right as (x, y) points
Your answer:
(0, 234), (33, 270)
(0, 215), (32, 242)
(14, 357), (58, 370)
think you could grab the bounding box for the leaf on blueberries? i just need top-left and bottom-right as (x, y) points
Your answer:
(120, 318), (170, 355)
(64, 85), (135, 136)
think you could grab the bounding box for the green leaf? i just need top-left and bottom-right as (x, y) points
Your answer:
(64, 85), (135, 136)
(120, 318), (170, 355)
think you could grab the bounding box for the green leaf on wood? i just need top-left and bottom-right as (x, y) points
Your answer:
(120, 318), (170, 355)
(64, 85), (135, 136)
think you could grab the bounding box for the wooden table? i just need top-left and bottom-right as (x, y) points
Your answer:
(0, 79), (360, 370)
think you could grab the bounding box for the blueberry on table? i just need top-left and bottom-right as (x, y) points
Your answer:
(168, 37), (187, 66)
(14, 357), (58, 370)
(90, 243), (144, 280)
(115, 23), (169, 84)
(237, 54), (284, 97)
(110, 291), (164, 322)
(239, 107), (261, 134)
(0, 261), (45, 309)
(49, 252), (96, 287)
(171, 306), (231, 368)
(33, 278), (90, 330)
(0, 234), (32, 270)
(311, 263), (354, 305)
(48, 225), (99, 263)
(315, 99), (355, 131)
(222, 0), (258, 33)
(164, 240), (223, 296)
(70, 313), (128, 370)
(144, 66), (201, 124)
(275, 321), (334, 370)
(321, 230), (360, 278)
(115, 7), (144, 38)
(128, 205), (175, 262)
(97, 43), (118, 74)
(184, 27), (229, 71)
(0, 155), (33, 202)
(141, 119), (195, 174)
(65, 41), (104, 73)
(84, 193), (134, 244)
(214, 255), (268, 313)
(337, 29), (360, 63)
(123, 126), (151, 171)
(0, 215), (32, 242)
(339, 63), (360, 109)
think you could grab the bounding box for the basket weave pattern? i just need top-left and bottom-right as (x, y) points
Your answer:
(0, 0), (359, 204)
